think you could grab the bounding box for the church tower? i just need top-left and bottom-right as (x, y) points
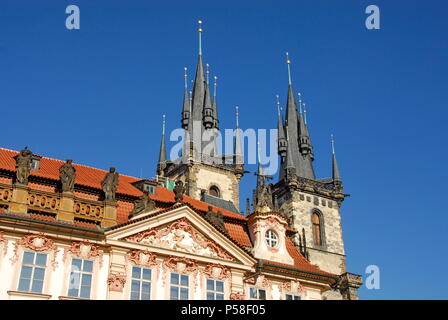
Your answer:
(271, 54), (361, 299)
(157, 21), (244, 212)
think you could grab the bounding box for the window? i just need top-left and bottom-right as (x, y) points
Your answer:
(312, 212), (322, 246)
(130, 266), (152, 300)
(68, 258), (93, 299)
(286, 294), (301, 300)
(18, 251), (47, 293)
(206, 279), (224, 300)
(249, 287), (266, 300)
(170, 273), (189, 300)
(265, 230), (278, 248)
(208, 186), (220, 198)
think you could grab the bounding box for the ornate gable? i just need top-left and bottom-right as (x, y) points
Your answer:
(122, 218), (235, 261)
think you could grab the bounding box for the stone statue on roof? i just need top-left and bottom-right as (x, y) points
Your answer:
(15, 147), (33, 185)
(101, 167), (119, 202)
(129, 190), (156, 218)
(206, 206), (226, 233)
(254, 183), (274, 212)
(173, 180), (185, 203)
(59, 159), (76, 193)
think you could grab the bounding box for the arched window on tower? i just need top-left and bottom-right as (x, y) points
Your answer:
(312, 212), (323, 246)
(208, 185), (220, 198)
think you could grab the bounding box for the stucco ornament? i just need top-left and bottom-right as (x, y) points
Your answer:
(11, 233), (59, 269)
(204, 263), (231, 280)
(63, 241), (104, 267)
(108, 273), (126, 292)
(0, 231), (8, 256)
(125, 218), (235, 261)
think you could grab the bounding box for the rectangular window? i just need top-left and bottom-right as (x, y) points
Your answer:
(130, 266), (152, 300)
(18, 251), (47, 293)
(68, 258), (93, 299)
(206, 279), (224, 300)
(170, 273), (189, 300)
(286, 294), (301, 300)
(249, 287), (266, 300)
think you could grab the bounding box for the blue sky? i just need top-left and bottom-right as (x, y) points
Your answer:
(1, 0), (447, 299)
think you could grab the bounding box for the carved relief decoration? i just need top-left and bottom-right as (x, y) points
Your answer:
(63, 241), (104, 268)
(230, 291), (245, 300)
(162, 256), (200, 289)
(124, 218), (235, 261)
(126, 249), (160, 281)
(108, 273), (126, 292)
(11, 233), (59, 270)
(203, 263), (231, 280)
(281, 280), (305, 298)
(0, 231), (8, 256)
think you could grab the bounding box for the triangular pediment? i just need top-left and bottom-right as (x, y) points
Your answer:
(105, 205), (255, 266)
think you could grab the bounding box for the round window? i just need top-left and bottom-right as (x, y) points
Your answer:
(265, 230), (278, 248)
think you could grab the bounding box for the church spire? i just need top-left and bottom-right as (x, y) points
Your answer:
(212, 75), (219, 129)
(234, 106), (243, 164)
(277, 94), (287, 158)
(181, 67), (190, 129)
(157, 115), (167, 176)
(331, 134), (341, 182)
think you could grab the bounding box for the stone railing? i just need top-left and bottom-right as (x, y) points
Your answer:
(28, 190), (61, 211)
(74, 198), (104, 221)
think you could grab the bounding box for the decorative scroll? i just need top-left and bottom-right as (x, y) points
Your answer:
(125, 218), (235, 261)
(63, 241), (104, 268)
(11, 233), (59, 270)
(108, 273), (126, 292)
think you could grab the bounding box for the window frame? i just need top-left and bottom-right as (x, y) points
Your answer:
(311, 209), (326, 248)
(265, 229), (279, 248)
(169, 272), (189, 300)
(208, 185), (221, 198)
(130, 266), (152, 300)
(17, 250), (48, 294)
(67, 257), (94, 299)
(249, 287), (266, 300)
(285, 293), (301, 300)
(206, 278), (225, 300)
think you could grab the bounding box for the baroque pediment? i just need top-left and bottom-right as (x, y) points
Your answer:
(122, 218), (235, 261)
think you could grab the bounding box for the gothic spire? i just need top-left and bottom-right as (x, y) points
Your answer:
(212, 76), (219, 129)
(331, 134), (341, 182)
(181, 67), (190, 129)
(157, 115), (167, 176)
(234, 106), (243, 164)
(297, 94), (315, 178)
(277, 94), (287, 157)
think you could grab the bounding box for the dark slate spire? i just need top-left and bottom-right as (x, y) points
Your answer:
(157, 115), (167, 176)
(181, 67), (190, 129)
(297, 95), (315, 179)
(331, 134), (341, 182)
(234, 106), (243, 164)
(277, 95), (287, 157)
(203, 81), (214, 129)
(212, 76), (219, 129)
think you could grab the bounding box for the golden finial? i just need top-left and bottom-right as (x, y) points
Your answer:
(276, 94), (281, 116)
(213, 76), (218, 98)
(198, 20), (203, 33)
(162, 114), (166, 135)
(303, 103), (308, 124)
(236, 106), (239, 128)
(206, 63), (210, 85)
(184, 67), (188, 89)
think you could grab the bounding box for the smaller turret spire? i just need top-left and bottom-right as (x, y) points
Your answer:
(236, 105), (239, 129)
(331, 134), (341, 182)
(157, 115), (167, 175)
(206, 63), (210, 85)
(181, 67), (190, 129)
(298, 92), (303, 115)
(234, 106), (243, 164)
(277, 94), (287, 158)
(212, 75), (219, 129)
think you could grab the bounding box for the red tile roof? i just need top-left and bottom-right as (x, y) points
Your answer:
(0, 147), (332, 277)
